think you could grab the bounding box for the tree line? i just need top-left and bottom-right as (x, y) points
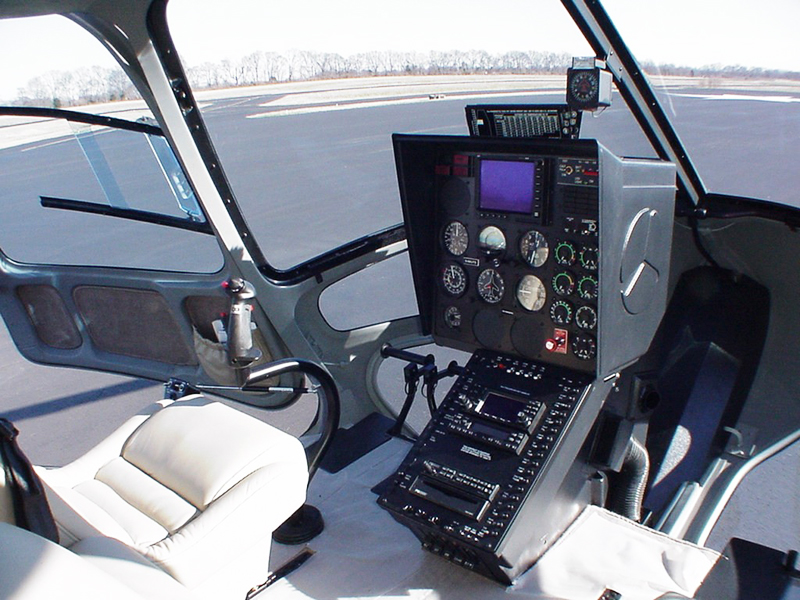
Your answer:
(6, 48), (799, 108)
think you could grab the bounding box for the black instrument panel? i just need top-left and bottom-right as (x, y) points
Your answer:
(430, 149), (600, 373)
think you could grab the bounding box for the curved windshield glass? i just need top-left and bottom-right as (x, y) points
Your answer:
(603, 0), (800, 207)
(168, 0), (656, 270)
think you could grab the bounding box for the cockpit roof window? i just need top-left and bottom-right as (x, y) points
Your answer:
(602, 0), (800, 207)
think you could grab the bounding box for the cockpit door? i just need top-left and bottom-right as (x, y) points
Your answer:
(0, 108), (289, 398)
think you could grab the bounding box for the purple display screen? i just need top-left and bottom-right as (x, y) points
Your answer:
(478, 159), (536, 214)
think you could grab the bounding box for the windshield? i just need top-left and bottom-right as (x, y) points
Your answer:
(168, 1), (663, 270)
(602, 0), (800, 207)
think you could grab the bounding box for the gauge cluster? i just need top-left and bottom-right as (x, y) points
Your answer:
(395, 134), (676, 378)
(429, 149), (600, 372)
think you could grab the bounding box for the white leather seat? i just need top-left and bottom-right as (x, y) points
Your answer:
(37, 394), (309, 600)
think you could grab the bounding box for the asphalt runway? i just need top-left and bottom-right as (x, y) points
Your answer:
(1, 78), (800, 555)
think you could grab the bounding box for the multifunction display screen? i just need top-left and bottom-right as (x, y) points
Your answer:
(476, 392), (527, 422)
(478, 159), (536, 214)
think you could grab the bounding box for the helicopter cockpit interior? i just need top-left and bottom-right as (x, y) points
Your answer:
(1, 1), (797, 599)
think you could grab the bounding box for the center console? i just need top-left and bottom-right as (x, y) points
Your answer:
(379, 134), (676, 583)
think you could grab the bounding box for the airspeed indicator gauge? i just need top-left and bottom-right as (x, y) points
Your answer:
(443, 221), (469, 256)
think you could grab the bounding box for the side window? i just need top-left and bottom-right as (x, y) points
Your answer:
(319, 253), (418, 330)
(0, 16), (223, 272)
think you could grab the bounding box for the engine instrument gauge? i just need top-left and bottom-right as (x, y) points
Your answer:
(579, 246), (599, 270)
(477, 268), (505, 304)
(441, 263), (467, 297)
(575, 305), (597, 330)
(572, 333), (597, 360)
(519, 230), (549, 268)
(554, 241), (576, 265)
(552, 271), (576, 296)
(477, 225), (507, 257)
(516, 274), (547, 312)
(443, 221), (469, 256)
(577, 275), (598, 300)
(444, 305), (462, 328)
(550, 299), (573, 325)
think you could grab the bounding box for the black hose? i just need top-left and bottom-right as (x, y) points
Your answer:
(609, 437), (650, 522)
(245, 358), (340, 483)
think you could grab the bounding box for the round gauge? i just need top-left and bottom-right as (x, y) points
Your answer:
(575, 305), (597, 330)
(444, 306), (462, 328)
(441, 263), (467, 297)
(443, 221), (469, 256)
(516, 274), (547, 312)
(577, 275), (598, 301)
(550, 299), (573, 325)
(552, 271), (576, 296)
(572, 333), (597, 360)
(477, 225), (507, 257)
(579, 246), (599, 270)
(570, 70), (598, 104)
(519, 230), (549, 268)
(554, 241), (576, 265)
(477, 268), (505, 304)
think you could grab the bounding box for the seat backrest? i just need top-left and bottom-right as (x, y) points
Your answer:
(121, 397), (291, 510)
(0, 418), (59, 542)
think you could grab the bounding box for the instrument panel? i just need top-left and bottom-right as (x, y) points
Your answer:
(431, 150), (600, 373)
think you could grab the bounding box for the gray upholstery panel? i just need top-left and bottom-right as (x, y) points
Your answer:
(74, 286), (196, 365)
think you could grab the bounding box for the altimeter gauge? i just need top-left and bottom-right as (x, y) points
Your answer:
(517, 274), (547, 312)
(441, 263), (467, 297)
(477, 268), (505, 304)
(443, 221), (469, 256)
(519, 230), (549, 268)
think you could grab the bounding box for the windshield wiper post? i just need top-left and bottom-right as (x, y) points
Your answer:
(561, 0), (706, 209)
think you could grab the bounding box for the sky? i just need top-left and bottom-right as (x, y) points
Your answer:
(0, 0), (798, 102)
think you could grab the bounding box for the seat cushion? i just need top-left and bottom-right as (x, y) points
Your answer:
(38, 395), (309, 595)
(72, 536), (192, 600)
